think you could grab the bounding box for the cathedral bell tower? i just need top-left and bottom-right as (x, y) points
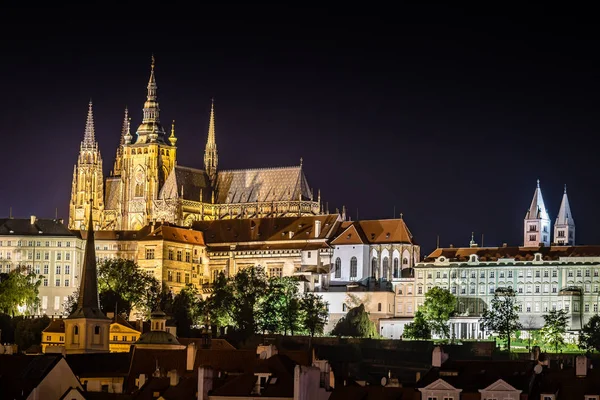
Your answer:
(524, 179), (551, 247)
(554, 185), (575, 245)
(118, 56), (177, 230)
(69, 101), (105, 230)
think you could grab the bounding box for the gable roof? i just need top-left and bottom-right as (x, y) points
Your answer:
(0, 354), (64, 399)
(159, 165), (212, 202)
(331, 219), (416, 246)
(215, 165), (312, 204)
(0, 218), (75, 236)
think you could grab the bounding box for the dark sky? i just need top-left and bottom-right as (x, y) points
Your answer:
(1, 6), (599, 255)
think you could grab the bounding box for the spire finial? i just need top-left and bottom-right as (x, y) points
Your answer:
(82, 100), (96, 145)
(564, 184), (567, 194)
(204, 99), (218, 183)
(537, 179), (540, 188)
(151, 54), (155, 70)
(400, 212), (403, 220)
(169, 119), (177, 146)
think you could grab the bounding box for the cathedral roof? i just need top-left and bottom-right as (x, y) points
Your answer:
(525, 179), (550, 221)
(0, 218), (75, 236)
(331, 218), (416, 246)
(104, 177), (121, 211)
(556, 185), (575, 226)
(215, 165), (311, 204)
(192, 214), (340, 244)
(159, 165), (212, 202)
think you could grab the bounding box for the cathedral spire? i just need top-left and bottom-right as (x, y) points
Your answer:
(69, 202), (107, 319)
(136, 55), (165, 144)
(204, 98), (218, 183)
(120, 107), (129, 146)
(554, 184), (575, 245)
(113, 107), (129, 175)
(82, 100), (96, 146)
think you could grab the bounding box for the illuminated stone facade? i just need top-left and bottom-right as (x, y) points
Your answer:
(69, 58), (321, 232)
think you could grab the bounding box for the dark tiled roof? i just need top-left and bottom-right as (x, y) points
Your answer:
(43, 319), (66, 333)
(192, 214), (340, 244)
(126, 348), (187, 391)
(139, 225), (205, 245)
(329, 381), (415, 400)
(424, 245), (600, 263)
(66, 352), (132, 378)
(532, 360), (600, 398)
(208, 241), (330, 252)
(215, 165), (311, 204)
(159, 166), (212, 202)
(0, 218), (75, 236)
(0, 354), (63, 399)
(178, 337), (236, 350)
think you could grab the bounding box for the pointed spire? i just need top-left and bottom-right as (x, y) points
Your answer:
(556, 184), (574, 226)
(82, 100), (96, 146)
(69, 199), (107, 319)
(169, 120), (177, 146)
(204, 98), (218, 182)
(525, 179), (549, 220)
(120, 107), (129, 146)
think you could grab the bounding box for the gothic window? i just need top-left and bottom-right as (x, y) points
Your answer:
(73, 326), (79, 335)
(350, 257), (357, 279)
(135, 183), (143, 198)
(382, 257), (389, 280)
(334, 258), (341, 278)
(393, 258), (399, 278)
(371, 258), (378, 279)
(402, 257), (408, 265)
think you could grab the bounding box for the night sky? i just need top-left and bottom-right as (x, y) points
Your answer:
(1, 6), (599, 255)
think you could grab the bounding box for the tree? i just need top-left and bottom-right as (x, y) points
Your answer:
(579, 314), (600, 353)
(63, 289), (79, 315)
(331, 304), (378, 338)
(300, 293), (329, 337)
(0, 267), (42, 316)
(479, 287), (522, 352)
(14, 315), (50, 351)
(540, 309), (569, 353)
(97, 258), (160, 317)
(420, 287), (456, 338)
(171, 284), (202, 337)
(403, 310), (431, 340)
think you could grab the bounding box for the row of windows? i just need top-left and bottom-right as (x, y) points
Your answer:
(43, 278), (71, 287)
(0, 240), (72, 247)
(111, 335), (137, 342)
(421, 269), (600, 280)
(167, 270), (191, 284)
(0, 251), (73, 261)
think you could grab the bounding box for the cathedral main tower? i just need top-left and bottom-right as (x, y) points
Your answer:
(117, 57), (177, 230)
(69, 101), (104, 230)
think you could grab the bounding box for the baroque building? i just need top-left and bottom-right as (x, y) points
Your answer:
(69, 58), (321, 231)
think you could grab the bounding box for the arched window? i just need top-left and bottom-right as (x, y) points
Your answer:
(393, 258), (399, 278)
(94, 326), (100, 335)
(371, 258), (378, 279)
(73, 326), (79, 335)
(334, 258), (341, 278)
(403, 257), (409, 265)
(382, 257), (389, 280)
(135, 183), (143, 197)
(350, 257), (357, 279)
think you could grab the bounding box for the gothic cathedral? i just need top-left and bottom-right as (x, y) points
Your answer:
(69, 58), (322, 231)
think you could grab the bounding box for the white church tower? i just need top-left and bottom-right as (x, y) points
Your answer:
(524, 179), (551, 247)
(554, 184), (575, 245)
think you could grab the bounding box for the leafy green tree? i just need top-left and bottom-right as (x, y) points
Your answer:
(579, 314), (600, 352)
(209, 266), (268, 337)
(63, 289), (79, 315)
(403, 310), (431, 340)
(479, 287), (522, 351)
(0, 267), (41, 316)
(14, 315), (50, 351)
(540, 309), (568, 353)
(331, 304), (378, 338)
(207, 272), (235, 333)
(421, 287), (456, 338)
(275, 277), (302, 335)
(300, 293), (329, 337)
(172, 284), (201, 337)
(97, 258), (160, 317)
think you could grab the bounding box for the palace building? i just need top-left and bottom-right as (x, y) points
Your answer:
(69, 58), (322, 231)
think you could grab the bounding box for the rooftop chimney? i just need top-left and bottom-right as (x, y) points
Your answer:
(315, 220), (321, 238)
(168, 369), (179, 386)
(186, 342), (196, 371)
(30, 215), (36, 225)
(576, 355), (588, 377)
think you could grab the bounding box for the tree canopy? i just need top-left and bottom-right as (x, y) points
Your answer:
(479, 287), (522, 351)
(540, 309), (569, 353)
(300, 293), (329, 337)
(331, 304), (378, 338)
(0, 266), (41, 316)
(403, 310), (431, 340)
(579, 314), (600, 353)
(421, 287), (456, 338)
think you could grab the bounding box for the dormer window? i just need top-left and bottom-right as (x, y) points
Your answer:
(347, 234), (351, 239)
(438, 257), (446, 262)
(470, 255), (478, 263)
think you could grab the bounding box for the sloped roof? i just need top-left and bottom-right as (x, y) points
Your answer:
(556, 189), (575, 226)
(138, 224), (205, 245)
(43, 319), (65, 333)
(0, 218), (75, 236)
(66, 352), (132, 378)
(525, 181), (550, 221)
(215, 165), (311, 204)
(0, 354), (64, 399)
(331, 219), (416, 246)
(159, 165), (212, 202)
(423, 245), (600, 263)
(192, 214), (340, 244)
(105, 177), (121, 211)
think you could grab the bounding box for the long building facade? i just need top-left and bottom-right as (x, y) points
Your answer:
(69, 58), (322, 232)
